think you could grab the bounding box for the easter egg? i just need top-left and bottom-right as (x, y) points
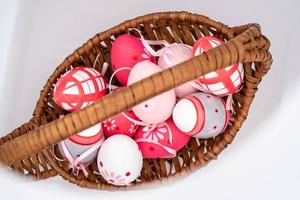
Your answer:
(103, 111), (139, 138)
(158, 43), (197, 98)
(172, 92), (230, 138)
(192, 37), (244, 96)
(134, 118), (190, 158)
(111, 34), (156, 85)
(58, 123), (104, 167)
(53, 67), (106, 112)
(127, 61), (176, 124)
(97, 135), (143, 186)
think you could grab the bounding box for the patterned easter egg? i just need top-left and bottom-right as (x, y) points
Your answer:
(58, 123), (104, 166)
(134, 118), (190, 158)
(158, 43), (197, 98)
(103, 111), (139, 138)
(172, 92), (230, 138)
(192, 37), (244, 96)
(53, 67), (106, 112)
(111, 34), (156, 85)
(127, 61), (176, 124)
(97, 135), (143, 186)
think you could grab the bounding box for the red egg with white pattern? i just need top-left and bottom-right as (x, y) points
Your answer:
(103, 111), (139, 138)
(134, 118), (190, 158)
(53, 67), (106, 112)
(111, 34), (156, 85)
(192, 37), (244, 96)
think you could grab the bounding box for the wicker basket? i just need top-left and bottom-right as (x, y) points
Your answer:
(0, 11), (272, 190)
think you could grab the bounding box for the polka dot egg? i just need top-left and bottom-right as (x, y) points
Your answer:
(111, 34), (156, 85)
(127, 60), (176, 124)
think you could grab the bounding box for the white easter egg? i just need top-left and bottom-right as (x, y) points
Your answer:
(97, 135), (143, 186)
(172, 92), (230, 138)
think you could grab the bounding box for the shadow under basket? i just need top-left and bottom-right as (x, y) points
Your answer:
(0, 11), (272, 190)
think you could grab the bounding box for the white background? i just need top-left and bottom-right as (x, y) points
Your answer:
(0, 0), (300, 199)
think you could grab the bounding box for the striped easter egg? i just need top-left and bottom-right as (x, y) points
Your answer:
(193, 37), (244, 96)
(53, 67), (106, 112)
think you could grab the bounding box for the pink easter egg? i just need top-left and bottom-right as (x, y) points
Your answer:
(192, 37), (244, 96)
(158, 43), (197, 98)
(134, 118), (190, 158)
(103, 111), (139, 138)
(172, 92), (230, 138)
(53, 67), (106, 112)
(127, 61), (176, 124)
(111, 34), (156, 85)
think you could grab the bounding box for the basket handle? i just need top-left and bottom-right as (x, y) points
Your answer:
(0, 24), (272, 166)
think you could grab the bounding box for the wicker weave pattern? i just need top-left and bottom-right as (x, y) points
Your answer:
(0, 11), (272, 189)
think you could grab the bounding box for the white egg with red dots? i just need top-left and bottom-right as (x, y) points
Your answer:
(97, 135), (143, 186)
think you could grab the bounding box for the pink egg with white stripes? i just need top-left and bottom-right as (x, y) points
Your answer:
(172, 92), (230, 138)
(58, 123), (104, 166)
(127, 61), (176, 124)
(53, 67), (106, 112)
(134, 118), (190, 158)
(111, 34), (156, 85)
(158, 43), (197, 98)
(97, 135), (143, 186)
(103, 111), (139, 138)
(192, 37), (244, 96)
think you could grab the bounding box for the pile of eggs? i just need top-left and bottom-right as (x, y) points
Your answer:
(52, 34), (244, 186)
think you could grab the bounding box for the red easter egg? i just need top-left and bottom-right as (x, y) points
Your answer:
(53, 67), (106, 112)
(192, 37), (244, 96)
(111, 34), (156, 85)
(134, 118), (190, 158)
(103, 111), (139, 138)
